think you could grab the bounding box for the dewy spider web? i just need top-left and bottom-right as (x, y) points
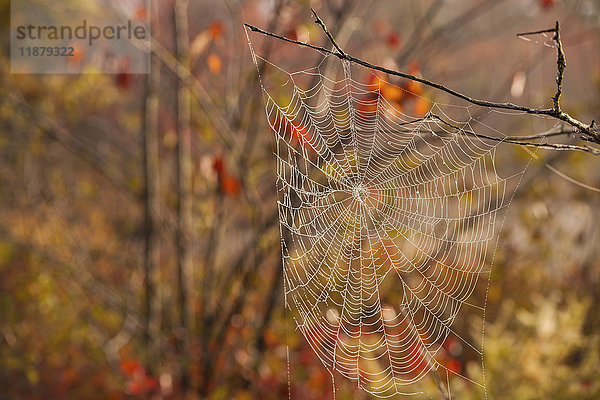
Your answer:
(246, 28), (525, 398)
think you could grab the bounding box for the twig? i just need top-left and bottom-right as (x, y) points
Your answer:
(245, 12), (600, 149)
(245, 21), (548, 114)
(545, 163), (600, 193)
(244, 23), (333, 56)
(516, 27), (557, 37)
(147, 37), (236, 151)
(518, 22), (567, 113)
(398, 0), (506, 66)
(430, 369), (450, 400)
(551, 21), (566, 113)
(428, 113), (600, 156)
(310, 8), (346, 57)
(396, 0), (444, 66)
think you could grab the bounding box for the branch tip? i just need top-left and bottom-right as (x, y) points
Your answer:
(516, 26), (557, 37)
(310, 8), (347, 58)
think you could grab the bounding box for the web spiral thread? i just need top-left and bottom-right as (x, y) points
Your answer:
(247, 29), (522, 398)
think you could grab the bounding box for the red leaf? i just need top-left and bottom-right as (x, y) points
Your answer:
(115, 58), (133, 91)
(446, 359), (462, 375)
(221, 176), (241, 196)
(292, 123), (310, 144)
(119, 359), (143, 377)
(386, 32), (402, 49)
(406, 341), (429, 375)
(285, 29), (298, 41)
(539, 0), (554, 9)
(127, 380), (144, 395)
(212, 155), (225, 176)
(116, 73), (131, 90)
(143, 375), (159, 391)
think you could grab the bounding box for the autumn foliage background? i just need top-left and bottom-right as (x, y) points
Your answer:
(0, 0), (599, 399)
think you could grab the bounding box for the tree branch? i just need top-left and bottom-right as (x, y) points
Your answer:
(310, 8), (346, 57)
(245, 12), (600, 152)
(428, 113), (600, 156)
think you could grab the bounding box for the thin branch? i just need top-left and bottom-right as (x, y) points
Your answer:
(310, 8), (346, 57)
(545, 163), (600, 193)
(244, 23), (333, 56)
(147, 37), (236, 151)
(552, 21), (566, 113)
(430, 369), (450, 400)
(429, 113), (600, 156)
(245, 12), (600, 148)
(398, 0), (505, 66)
(243, 23), (550, 115)
(504, 129), (573, 141)
(516, 27), (557, 37)
(355, 127), (576, 142)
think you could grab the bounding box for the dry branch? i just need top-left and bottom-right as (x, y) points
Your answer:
(244, 11), (600, 154)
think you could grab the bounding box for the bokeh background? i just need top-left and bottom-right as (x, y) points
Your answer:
(0, 0), (599, 399)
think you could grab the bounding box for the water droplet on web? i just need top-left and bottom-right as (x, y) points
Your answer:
(251, 46), (520, 397)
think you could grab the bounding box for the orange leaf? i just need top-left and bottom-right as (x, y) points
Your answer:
(134, 6), (147, 21)
(367, 72), (386, 91)
(406, 80), (423, 96)
(414, 97), (430, 117)
(368, 73), (403, 103)
(68, 43), (85, 65)
(380, 81), (404, 102)
(446, 359), (462, 375)
(207, 53), (222, 75)
(208, 21), (224, 39)
(404, 61), (423, 95)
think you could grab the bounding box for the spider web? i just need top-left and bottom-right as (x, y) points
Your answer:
(247, 29), (525, 399)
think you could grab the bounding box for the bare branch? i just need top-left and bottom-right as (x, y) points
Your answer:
(552, 21), (566, 113)
(429, 113), (600, 156)
(147, 37), (237, 151)
(310, 8), (346, 57)
(245, 12), (600, 152)
(516, 27), (557, 37)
